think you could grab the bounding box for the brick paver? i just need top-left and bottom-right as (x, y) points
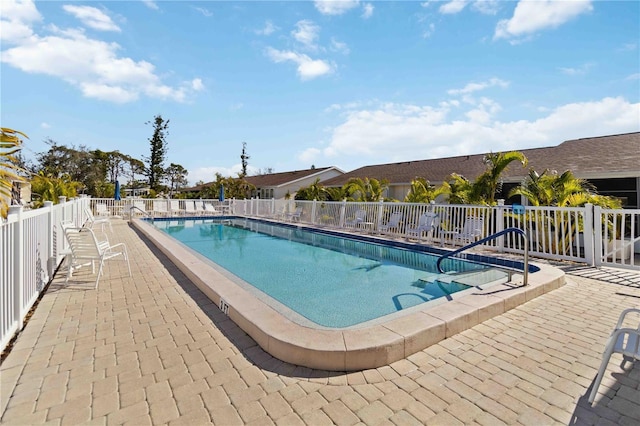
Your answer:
(1, 219), (639, 425)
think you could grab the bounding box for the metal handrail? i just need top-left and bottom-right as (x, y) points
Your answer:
(436, 227), (529, 286)
(128, 205), (152, 221)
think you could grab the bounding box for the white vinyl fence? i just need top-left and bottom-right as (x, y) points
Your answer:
(1, 196), (88, 352)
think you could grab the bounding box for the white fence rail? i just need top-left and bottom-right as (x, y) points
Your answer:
(3, 196), (637, 353)
(1, 197), (88, 352)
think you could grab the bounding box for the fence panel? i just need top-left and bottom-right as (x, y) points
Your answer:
(595, 206), (640, 269)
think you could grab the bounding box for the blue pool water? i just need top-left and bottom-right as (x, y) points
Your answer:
(152, 218), (489, 328)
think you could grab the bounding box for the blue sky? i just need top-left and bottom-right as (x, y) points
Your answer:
(2, 0), (639, 185)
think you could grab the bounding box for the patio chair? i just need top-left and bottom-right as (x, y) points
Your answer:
(152, 199), (169, 217)
(345, 209), (366, 227)
(204, 204), (221, 215)
(379, 212), (403, 233)
(183, 200), (198, 215)
(589, 308), (640, 404)
(441, 216), (484, 246)
(406, 212), (439, 240)
(84, 206), (112, 233)
(95, 203), (110, 217)
(286, 207), (303, 222)
(169, 200), (182, 216)
(63, 227), (131, 289)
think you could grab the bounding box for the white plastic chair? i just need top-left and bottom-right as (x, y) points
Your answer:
(345, 209), (366, 227)
(406, 212), (439, 240)
(286, 207), (303, 222)
(441, 216), (484, 245)
(63, 227), (131, 289)
(379, 212), (403, 233)
(84, 207), (112, 232)
(589, 308), (640, 404)
(204, 204), (220, 215)
(152, 199), (169, 217)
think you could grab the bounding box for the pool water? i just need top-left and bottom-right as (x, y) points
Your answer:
(153, 218), (489, 328)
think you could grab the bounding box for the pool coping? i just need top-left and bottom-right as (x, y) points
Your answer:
(132, 217), (565, 371)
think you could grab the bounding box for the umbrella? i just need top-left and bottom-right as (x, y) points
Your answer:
(114, 180), (121, 201)
(219, 184), (225, 202)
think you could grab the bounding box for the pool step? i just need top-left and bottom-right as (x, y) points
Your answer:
(419, 268), (510, 288)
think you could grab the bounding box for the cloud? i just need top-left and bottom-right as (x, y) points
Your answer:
(255, 20), (278, 36)
(626, 73), (640, 81)
(62, 5), (121, 32)
(189, 164), (258, 183)
(0, 0), (42, 44)
(330, 38), (350, 55)
(265, 47), (335, 80)
(471, 0), (500, 15)
(422, 23), (435, 39)
(309, 97), (639, 168)
(362, 3), (374, 19)
(1, 7), (203, 104)
(495, 0), (593, 42)
(141, 0), (159, 11)
(447, 78), (509, 96)
(558, 63), (594, 76)
(292, 20), (320, 50)
(193, 6), (212, 17)
(439, 1), (468, 14)
(314, 0), (360, 16)
(40, 122), (50, 129)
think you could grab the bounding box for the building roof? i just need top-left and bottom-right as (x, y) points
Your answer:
(183, 166), (342, 192)
(322, 132), (640, 187)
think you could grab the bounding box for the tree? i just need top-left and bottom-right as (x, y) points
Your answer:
(145, 115), (170, 191)
(344, 177), (389, 202)
(30, 172), (81, 208)
(295, 178), (328, 201)
(165, 163), (189, 194)
(404, 177), (446, 203)
(441, 173), (473, 204)
(240, 142), (250, 177)
(1, 127), (27, 218)
(471, 151), (528, 205)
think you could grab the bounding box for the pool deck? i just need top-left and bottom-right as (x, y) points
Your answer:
(1, 219), (639, 425)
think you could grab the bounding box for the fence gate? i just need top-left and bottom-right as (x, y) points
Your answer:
(594, 206), (640, 270)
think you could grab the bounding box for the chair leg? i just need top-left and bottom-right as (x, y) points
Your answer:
(589, 345), (616, 404)
(95, 259), (105, 289)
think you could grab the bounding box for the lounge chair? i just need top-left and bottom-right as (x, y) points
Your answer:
(406, 212), (439, 240)
(63, 227), (131, 289)
(589, 308), (640, 404)
(169, 200), (182, 216)
(379, 212), (403, 233)
(441, 216), (484, 245)
(286, 207), (303, 222)
(152, 199), (169, 217)
(204, 204), (221, 215)
(84, 207), (112, 232)
(183, 200), (199, 215)
(345, 209), (366, 228)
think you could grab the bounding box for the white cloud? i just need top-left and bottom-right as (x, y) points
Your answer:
(0, 0), (42, 44)
(447, 78), (509, 96)
(141, 0), (159, 11)
(495, 0), (593, 42)
(312, 97), (639, 168)
(439, 1), (468, 14)
(299, 147), (322, 164)
(62, 5), (120, 32)
(626, 73), (640, 81)
(558, 63), (594, 76)
(292, 20), (320, 50)
(255, 20), (278, 36)
(422, 23), (435, 39)
(193, 7), (212, 17)
(362, 3), (374, 19)
(40, 122), (50, 129)
(265, 47), (335, 80)
(330, 38), (350, 55)
(1, 12), (202, 103)
(314, 0), (360, 16)
(191, 78), (204, 91)
(189, 164), (258, 183)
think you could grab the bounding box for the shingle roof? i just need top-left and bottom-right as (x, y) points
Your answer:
(322, 132), (640, 186)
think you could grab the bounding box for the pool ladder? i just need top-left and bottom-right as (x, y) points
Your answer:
(436, 227), (529, 286)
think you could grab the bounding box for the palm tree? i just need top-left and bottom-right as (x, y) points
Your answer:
(295, 178), (328, 201)
(30, 172), (82, 208)
(343, 177), (389, 202)
(441, 173), (473, 204)
(404, 177), (446, 203)
(472, 151), (528, 205)
(1, 127), (28, 218)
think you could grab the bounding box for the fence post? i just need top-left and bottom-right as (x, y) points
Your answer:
(8, 206), (24, 323)
(377, 200), (384, 229)
(311, 200), (317, 225)
(591, 204), (600, 267)
(44, 201), (56, 276)
(496, 200), (505, 252)
(339, 200), (347, 228)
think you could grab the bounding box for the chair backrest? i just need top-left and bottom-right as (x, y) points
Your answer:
(461, 217), (484, 237)
(418, 212), (438, 229)
(170, 200), (181, 211)
(355, 209), (366, 221)
(205, 204), (217, 213)
(153, 200), (167, 211)
(184, 200), (196, 212)
(96, 204), (109, 215)
(65, 227), (102, 259)
(84, 206), (96, 221)
(387, 212), (402, 226)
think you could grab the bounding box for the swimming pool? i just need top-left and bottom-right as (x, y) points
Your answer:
(134, 216), (564, 370)
(152, 218), (491, 327)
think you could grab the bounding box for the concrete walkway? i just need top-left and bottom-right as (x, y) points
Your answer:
(1, 220), (639, 425)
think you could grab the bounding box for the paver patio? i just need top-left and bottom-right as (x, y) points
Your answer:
(1, 219), (639, 425)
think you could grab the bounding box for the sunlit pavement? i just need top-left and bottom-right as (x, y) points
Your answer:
(1, 219), (639, 425)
